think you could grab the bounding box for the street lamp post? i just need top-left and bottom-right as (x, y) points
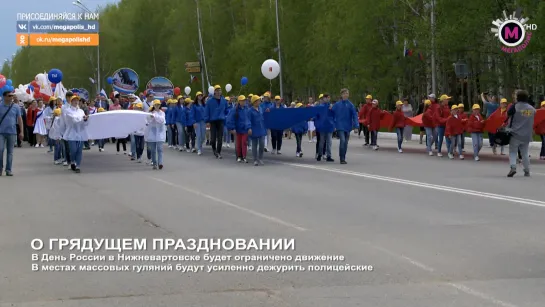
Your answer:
(275, 0), (283, 98)
(73, 0), (100, 95)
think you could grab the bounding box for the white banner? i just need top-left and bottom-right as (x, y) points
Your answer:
(86, 110), (149, 140)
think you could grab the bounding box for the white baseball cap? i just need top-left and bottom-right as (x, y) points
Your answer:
(428, 94), (436, 99)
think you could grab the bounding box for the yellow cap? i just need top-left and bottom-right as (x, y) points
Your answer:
(251, 95), (261, 103)
(395, 100), (403, 106)
(249, 93), (254, 97)
(500, 98), (507, 103)
(318, 94), (324, 99)
(275, 95), (281, 100)
(295, 103), (303, 108)
(366, 95), (372, 99)
(196, 91), (203, 96)
(458, 104), (464, 108)
(472, 104), (481, 110)
(263, 92), (270, 97)
(53, 108), (61, 116)
(541, 101), (545, 107)
(71, 95), (80, 101)
(153, 99), (161, 105)
(424, 99), (431, 105)
(451, 105), (458, 110)
(49, 96), (57, 102)
(97, 108), (105, 112)
(439, 94), (451, 100)
(225, 96), (231, 100)
(238, 95), (246, 101)
(214, 85), (221, 90)
(135, 103), (143, 108)
(177, 95), (184, 100)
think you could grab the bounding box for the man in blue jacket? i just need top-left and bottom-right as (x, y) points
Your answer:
(259, 92), (274, 152)
(204, 85), (228, 159)
(316, 93), (335, 162)
(331, 88), (358, 164)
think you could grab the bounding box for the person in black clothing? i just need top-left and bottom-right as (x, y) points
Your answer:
(416, 97), (426, 144)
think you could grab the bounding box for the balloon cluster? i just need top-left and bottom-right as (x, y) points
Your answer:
(0, 75), (14, 94)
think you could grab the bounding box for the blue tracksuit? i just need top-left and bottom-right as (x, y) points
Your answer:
(331, 100), (359, 132)
(226, 105), (251, 134)
(248, 107), (267, 138)
(174, 105), (184, 123)
(185, 106), (196, 126)
(204, 97), (228, 122)
(193, 104), (205, 122)
(259, 101), (274, 114)
(166, 105), (176, 125)
(315, 104), (335, 133)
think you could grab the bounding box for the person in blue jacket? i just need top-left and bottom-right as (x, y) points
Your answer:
(270, 95), (286, 154)
(330, 88), (359, 164)
(248, 95), (268, 166)
(204, 85), (228, 159)
(165, 99), (177, 148)
(315, 93), (335, 162)
(291, 103), (308, 158)
(192, 93), (206, 155)
(259, 92), (274, 152)
(223, 96), (233, 148)
(173, 96), (186, 151)
(184, 98), (196, 153)
(226, 95), (251, 163)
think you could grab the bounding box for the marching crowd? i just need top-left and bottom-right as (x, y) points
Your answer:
(0, 86), (544, 177)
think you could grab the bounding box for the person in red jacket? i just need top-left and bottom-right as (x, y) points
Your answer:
(467, 104), (486, 161)
(445, 104), (465, 160)
(390, 100), (406, 153)
(358, 95), (373, 145)
(457, 103), (467, 154)
(422, 99), (436, 155)
(535, 101), (545, 159)
(367, 99), (385, 150)
(434, 94), (451, 157)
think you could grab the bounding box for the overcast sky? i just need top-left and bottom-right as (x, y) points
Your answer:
(1, 0), (118, 63)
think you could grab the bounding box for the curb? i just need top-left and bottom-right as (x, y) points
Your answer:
(379, 132), (542, 150)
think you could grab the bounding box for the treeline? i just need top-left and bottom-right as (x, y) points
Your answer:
(3, 0), (545, 107)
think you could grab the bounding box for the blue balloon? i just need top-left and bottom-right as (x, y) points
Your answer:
(241, 76), (248, 86)
(6, 79), (12, 86)
(8, 85), (14, 92)
(48, 68), (63, 84)
(106, 77), (113, 85)
(28, 85), (34, 92)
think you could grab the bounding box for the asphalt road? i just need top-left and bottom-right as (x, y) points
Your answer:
(1, 133), (545, 307)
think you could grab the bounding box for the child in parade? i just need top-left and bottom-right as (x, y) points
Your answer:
(457, 104), (467, 153)
(367, 99), (385, 150)
(315, 93), (335, 162)
(48, 108), (64, 165)
(492, 98), (509, 155)
(226, 95), (251, 163)
(248, 95), (268, 165)
(174, 96), (185, 151)
(467, 104), (486, 161)
(223, 96), (233, 148)
(147, 100), (166, 170)
(96, 108), (106, 152)
(434, 95), (451, 157)
(166, 99), (177, 148)
(64, 95), (90, 173)
(193, 92), (206, 155)
(422, 100), (436, 156)
(270, 95), (286, 154)
(132, 103), (146, 162)
(445, 104), (465, 160)
(390, 100), (406, 153)
(291, 103), (308, 157)
(184, 98), (197, 152)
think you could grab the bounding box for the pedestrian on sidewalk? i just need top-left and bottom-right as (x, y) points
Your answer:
(0, 91), (24, 176)
(507, 90), (535, 177)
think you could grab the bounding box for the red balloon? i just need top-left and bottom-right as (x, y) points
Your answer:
(26, 88), (31, 94)
(34, 87), (40, 93)
(174, 87), (181, 96)
(0, 74), (6, 88)
(31, 81), (38, 87)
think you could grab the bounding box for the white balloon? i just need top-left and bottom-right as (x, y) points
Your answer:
(261, 59), (280, 80)
(208, 86), (214, 95)
(184, 86), (191, 95)
(225, 84), (232, 93)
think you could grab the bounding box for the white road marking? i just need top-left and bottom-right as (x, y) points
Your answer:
(275, 162), (545, 208)
(447, 283), (519, 307)
(149, 177), (308, 232)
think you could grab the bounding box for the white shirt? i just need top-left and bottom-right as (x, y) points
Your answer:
(145, 111), (166, 142)
(63, 106), (89, 141)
